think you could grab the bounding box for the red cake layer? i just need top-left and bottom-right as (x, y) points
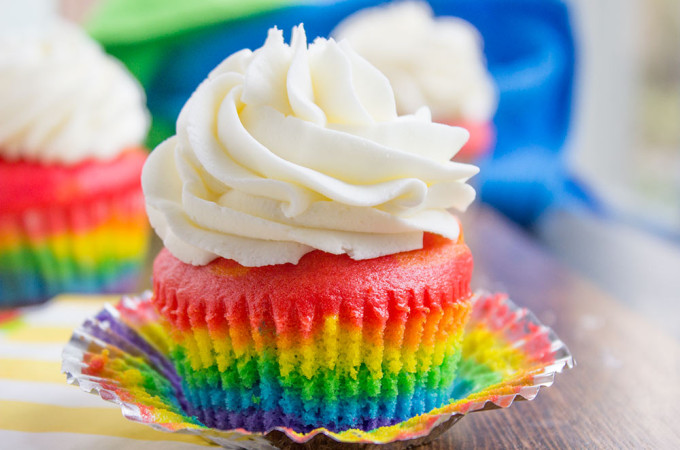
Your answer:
(0, 148), (146, 214)
(444, 120), (495, 161)
(152, 232), (473, 336)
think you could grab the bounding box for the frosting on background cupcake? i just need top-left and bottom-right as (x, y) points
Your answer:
(0, 19), (149, 164)
(143, 25), (478, 267)
(0, 6), (151, 306)
(333, 1), (497, 123)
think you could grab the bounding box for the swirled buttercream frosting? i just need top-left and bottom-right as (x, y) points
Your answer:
(333, 1), (497, 121)
(142, 26), (478, 267)
(0, 20), (149, 164)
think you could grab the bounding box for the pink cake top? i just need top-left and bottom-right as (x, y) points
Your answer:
(0, 148), (146, 213)
(152, 233), (473, 335)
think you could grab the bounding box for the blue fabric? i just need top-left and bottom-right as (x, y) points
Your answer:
(142, 0), (594, 227)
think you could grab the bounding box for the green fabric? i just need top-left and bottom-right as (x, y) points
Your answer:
(87, 0), (296, 45)
(99, 39), (167, 87)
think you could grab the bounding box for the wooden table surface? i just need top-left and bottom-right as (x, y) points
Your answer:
(425, 207), (680, 449)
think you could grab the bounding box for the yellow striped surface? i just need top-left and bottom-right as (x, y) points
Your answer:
(4, 326), (76, 343)
(0, 401), (209, 445)
(0, 295), (209, 448)
(0, 359), (63, 383)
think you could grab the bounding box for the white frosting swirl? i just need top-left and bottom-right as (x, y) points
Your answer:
(143, 26), (478, 267)
(0, 20), (149, 164)
(333, 1), (497, 121)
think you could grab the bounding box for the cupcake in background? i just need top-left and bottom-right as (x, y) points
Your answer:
(333, 0), (497, 161)
(0, 3), (150, 307)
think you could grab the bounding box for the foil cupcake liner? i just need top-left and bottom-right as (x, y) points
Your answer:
(62, 291), (573, 448)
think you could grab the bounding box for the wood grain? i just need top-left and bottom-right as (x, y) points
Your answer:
(422, 206), (680, 449)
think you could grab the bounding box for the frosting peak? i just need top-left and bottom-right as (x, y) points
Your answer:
(0, 20), (149, 164)
(333, 1), (497, 121)
(143, 26), (478, 267)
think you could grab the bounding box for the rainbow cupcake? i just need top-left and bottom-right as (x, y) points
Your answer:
(142, 25), (478, 433)
(0, 17), (150, 307)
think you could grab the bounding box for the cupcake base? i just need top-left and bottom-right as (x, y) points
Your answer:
(0, 150), (149, 307)
(62, 291), (573, 448)
(151, 233), (474, 432)
(166, 299), (469, 433)
(0, 188), (148, 307)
